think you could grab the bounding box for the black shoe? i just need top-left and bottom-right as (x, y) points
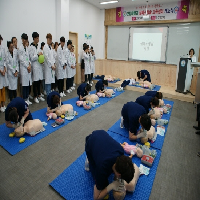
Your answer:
(195, 131), (200, 135)
(193, 126), (200, 130)
(197, 152), (200, 157)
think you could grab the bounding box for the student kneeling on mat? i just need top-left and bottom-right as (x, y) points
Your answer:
(5, 97), (33, 129)
(95, 79), (108, 94)
(77, 83), (91, 101)
(137, 70), (151, 82)
(85, 130), (136, 200)
(47, 91), (62, 114)
(135, 96), (159, 114)
(120, 102), (151, 140)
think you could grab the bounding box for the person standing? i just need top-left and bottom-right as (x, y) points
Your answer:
(43, 33), (56, 96)
(90, 46), (96, 85)
(56, 37), (66, 97)
(69, 45), (76, 91)
(18, 33), (32, 105)
(81, 43), (87, 83)
(83, 45), (91, 84)
(0, 35), (7, 112)
(29, 32), (45, 103)
(65, 40), (72, 93)
(6, 41), (19, 101)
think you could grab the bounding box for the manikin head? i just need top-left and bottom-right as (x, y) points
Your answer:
(113, 190), (126, 200)
(32, 32), (39, 44)
(14, 126), (24, 137)
(60, 36), (65, 48)
(11, 37), (17, 48)
(46, 33), (52, 46)
(21, 33), (28, 47)
(159, 99), (164, 107)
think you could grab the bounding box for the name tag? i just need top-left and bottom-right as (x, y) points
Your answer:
(13, 66), (16, 69)
(0, 57), (2, 61)
(26, 58), (28, 61)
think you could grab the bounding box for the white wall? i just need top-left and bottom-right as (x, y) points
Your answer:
(0, 0), (57, 48)
(69, 0), (105, 61)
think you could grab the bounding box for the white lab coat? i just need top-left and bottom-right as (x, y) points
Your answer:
(56, 45), (66, 80)
(6, 49), (19, 90)
(29, 44), (43, 82)
(84, 52), (90, 75)
(64, 48), (71, 78)
(71, 52), (76, 77)
(90, 53), (96, 74)
(18, 45), (32, 86)
(43, 44), (55, 84)
(0, 45), (7, 89)
(38, 49), (45, 79)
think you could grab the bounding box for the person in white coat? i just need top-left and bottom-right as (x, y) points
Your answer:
(83, 45), (91, 84)
(39, 42), (45, 95)
(188, 48), (197, 63)
(0, 35), (7, 112)
(6, 41), (19, 101)
(81, 43), (87, 83)
(64, 40), (72, 93)
(56, 37), (66, 97)
(90, 46), (96, 86)
(69, 45), (76, 90)
(19, 33), (32, 105)
(43, 33), (56, 96)
(52, 42), (58, 92)
(29, 32), (45, 103)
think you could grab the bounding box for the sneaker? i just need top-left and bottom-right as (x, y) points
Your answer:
(60, 92), (64, 97)
(43, 91), (47, 96)
(38, 96), (45, 101)
(34, 98), (39, 103)
(25, 101), (29, 106)
(27, 99), (32, 105)
(69, 89), (72, 92)
(40, 93), (44, 97)
(90, 83), (92, 87)
(73, 83), (76, 87)
(29, 95), (33, 99)
(87, 81), (89, 84)
(66, 90), (71, 93)
(71, 87), (75, 90)
(0, 107), (5, 113)
(91, 81), (93, 84)
(62, 92), (66, 97)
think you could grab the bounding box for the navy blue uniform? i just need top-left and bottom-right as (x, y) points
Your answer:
(145, 91), (157, 98)
(121, 80), (130, 88)
(77, 83), (87, 99)
(85, 130), (124, 190)
(95, 79), (104, 92)
(135, 95), (152, 114)
(47, 91), (61, 109)
(5, 97), (33, 123)
(121, 102), (146, 134)
(141, 70), (151, 82)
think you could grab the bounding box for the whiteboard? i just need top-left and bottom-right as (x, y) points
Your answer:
(107, 26), (129, 60)
(166, 23), (200, 64)
(107, 23), (200, 64)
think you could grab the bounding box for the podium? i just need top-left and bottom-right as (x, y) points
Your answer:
(191, 62), (200, 103)
(176, 58), (193, 94)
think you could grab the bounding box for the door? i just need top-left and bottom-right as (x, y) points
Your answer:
(69, 32), (81, 84)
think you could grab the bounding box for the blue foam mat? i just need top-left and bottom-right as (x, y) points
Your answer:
(108, 99), (174, 150)
(50, 131), (161, 200)
(129, 84), (161, 91)
(0, 89), (124, 155)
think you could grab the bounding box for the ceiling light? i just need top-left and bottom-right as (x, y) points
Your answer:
(100, 1), (118, 5)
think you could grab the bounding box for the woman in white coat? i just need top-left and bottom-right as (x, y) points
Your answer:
(52, 42), (58, 92)
(29, 32), (45, 103)
(90, 46), (96, 85)
(56, 37), (66, 97)
(70, 45), (76, 90)
(43, 33), (56, 96)
(65, 40), (72, 93)
(0, 35), (7, 112)
(18, 33), (32, 105)
(6, 42), (19, 101)
(83, 45), (91, 84)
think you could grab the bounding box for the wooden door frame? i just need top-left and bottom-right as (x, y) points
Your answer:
(69, 31), (80, 84)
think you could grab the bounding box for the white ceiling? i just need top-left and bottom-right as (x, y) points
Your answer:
(84, 0), (180, 9)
